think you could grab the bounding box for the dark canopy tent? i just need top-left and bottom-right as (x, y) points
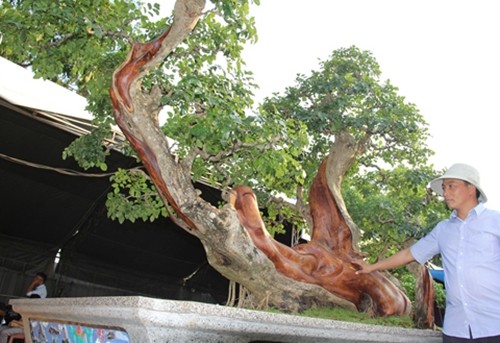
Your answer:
(0, 57), (229, 304)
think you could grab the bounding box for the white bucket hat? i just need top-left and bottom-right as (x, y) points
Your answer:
(429, 163), (487, 203)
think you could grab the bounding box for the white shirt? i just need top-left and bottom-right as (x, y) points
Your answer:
(411, 203), (500, 339)
(26, 284), (47, 298)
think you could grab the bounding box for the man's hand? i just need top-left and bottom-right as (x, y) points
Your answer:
(352, 248), (416, 276)
(8, 319), (23, 328)
(27, 275), (43, 291)
(352, 259), (377, 275)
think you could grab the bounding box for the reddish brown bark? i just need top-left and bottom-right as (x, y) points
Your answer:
(411, 263), (436, 328)
(109, 0), (205, 235)
(231, 159), (411, 316)
(109, 0), (414, 317)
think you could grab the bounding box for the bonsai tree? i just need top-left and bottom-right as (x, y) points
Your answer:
(1, 0), (444, 319)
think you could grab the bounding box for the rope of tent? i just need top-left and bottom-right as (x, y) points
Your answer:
(0, 151), (142, 177)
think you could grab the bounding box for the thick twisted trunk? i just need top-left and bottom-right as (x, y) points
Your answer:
(109, 0), (354, 313)
(231, 160), (411, 316)
(109, 0), (412, 316)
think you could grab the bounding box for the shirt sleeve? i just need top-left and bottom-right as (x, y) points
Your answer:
(26, 285), (45, 298)
(410, 224), (441, 264)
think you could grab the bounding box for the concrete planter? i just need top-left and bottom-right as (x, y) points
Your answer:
(11, 296), (441, 343)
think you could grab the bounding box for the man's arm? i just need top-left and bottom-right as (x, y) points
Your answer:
(354, 247), (416, 274)
(26, 275), (44, 296)
(26, 279), (40, 293)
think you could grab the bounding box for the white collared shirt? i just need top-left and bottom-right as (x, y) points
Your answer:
(26, 283), (47, 298)
(411, 203), (500, 339)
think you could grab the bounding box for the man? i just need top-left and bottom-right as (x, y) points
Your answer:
(355, 163), (500, 343)
(0, 272), (48, 343)
(0, 316), (23, 343)
(26, 272), (47, 298)
(0, 304), (20, 326)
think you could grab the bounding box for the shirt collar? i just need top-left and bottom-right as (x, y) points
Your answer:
(450, 202), (486, 219)
(475, 202), (486, 215)
(450, 202), (485, 220)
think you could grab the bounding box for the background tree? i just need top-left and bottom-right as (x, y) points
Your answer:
(261, 46), (437, 242)
(0, 0), (447, 318)
(260, 46), (447, 323)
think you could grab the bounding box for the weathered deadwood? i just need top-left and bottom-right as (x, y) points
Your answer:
(109, 0), (415, 316)
(325, 131), (370, 252)
(110, 0), (206, 234)
(231, 159), (411, 316)
(407, 262), (435, 328)
(108, 0), (357, 313)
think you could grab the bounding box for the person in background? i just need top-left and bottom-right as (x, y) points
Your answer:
(354, 163), (500, 343)
(0, 303), (20, 326)
(0, 317), (23, 343)
(0, 271), (49, 342)
(0, 302), (23, 342)
(26, 272), (47, 298)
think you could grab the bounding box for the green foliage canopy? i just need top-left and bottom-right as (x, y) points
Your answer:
(0, 1), (448, 249)
(261, 46), (448, 250)
(262, 46), (434, 186)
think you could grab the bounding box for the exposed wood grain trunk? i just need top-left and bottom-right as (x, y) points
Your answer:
(109, 0), (414, 316)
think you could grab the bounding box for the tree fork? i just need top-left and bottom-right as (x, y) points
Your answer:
(231, 159), (411, 316)
(109, 0), (413, 316)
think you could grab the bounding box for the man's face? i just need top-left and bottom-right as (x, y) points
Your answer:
(441, 178), (476, 210)
(34, 275), (44, 285)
